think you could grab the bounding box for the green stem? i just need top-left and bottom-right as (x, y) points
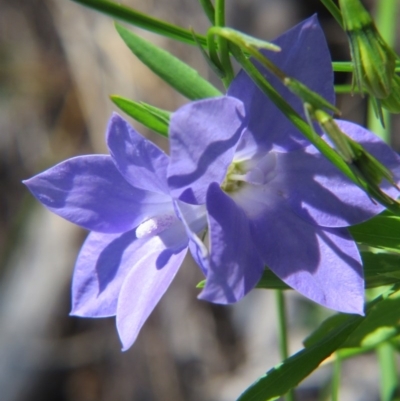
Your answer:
(215, 0), (234, 87)
(331, 354), (341, 401)
(333, 61), (400, 72)
(276, 290), (295, 401)
(320, 0), (343, 27)
(70, 0), (207, 46)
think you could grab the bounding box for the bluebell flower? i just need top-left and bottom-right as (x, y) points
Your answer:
(167, 17), (400, 314)
(24, 113), (206, 350)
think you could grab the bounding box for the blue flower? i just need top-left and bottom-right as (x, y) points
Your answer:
(167, 16), (400, 314)
(24, 113), (206, 350)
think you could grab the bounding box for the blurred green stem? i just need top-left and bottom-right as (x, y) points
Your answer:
(331, 354), (341, 401)
(276, 290), (295, 401)
(367, 0), (398, 140)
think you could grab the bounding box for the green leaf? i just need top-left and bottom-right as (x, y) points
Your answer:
(115, 23), (222, 100)
(304, 289), (400, 350)
(71, 0), (207, 46)
(237, 289), (394, 401)
(362, 252), (400, 288)
(111, 95), (170, 137)
(237, 313), (363, 401)
(350, 211), (400, 253)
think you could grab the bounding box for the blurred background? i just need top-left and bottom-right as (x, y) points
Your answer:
(0, 0), (399, 400)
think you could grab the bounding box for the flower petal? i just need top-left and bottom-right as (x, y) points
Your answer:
(107, 113), (170, 194)
(168, 97), (246, 204)
(272, 120), (400, 227)
(173, 200), (209, 275)
(248, 197), (364, 314)
(199, 183), (264, 304)
(23, 155), (173, 233)
(116, 238), (187, 350)
(228, 15), (334, 152)
(71, 229), (139, 317)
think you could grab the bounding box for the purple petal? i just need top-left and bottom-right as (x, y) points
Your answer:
(116, 240), (187, 350)
(273, 120), (400, 227)
(71, 213), (189, 338)
(248, 198), (364, 314)
(199, 183), (264, 304)
(71, 229), (139, 317)
(168, 97), (246, 204)
(228, 15), (334, 152)
(173, 200), (209, 275)
(107, 113), (170, 194)
(24, 155), (173, 233)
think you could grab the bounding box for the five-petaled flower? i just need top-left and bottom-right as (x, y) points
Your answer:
(167, 16), (400, 314)
(24, 114), (206, 350)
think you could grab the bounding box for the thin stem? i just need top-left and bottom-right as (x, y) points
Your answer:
(320, 0), (343, 28)
(331, 354), (341, 401)
(70, 0), (207, 46)
(333, 60), (400, 72)
(276, 290), (295, 401)
(334, 84), (363, 94)
(215, 0), (234, 87)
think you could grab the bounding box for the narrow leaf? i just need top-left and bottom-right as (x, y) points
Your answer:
(71, 0), (206, 46)
(237, 314), (363, 401)
(115, 23), (222, 100)
(237, 289), (394, 401)
(111, 95), (170, 137)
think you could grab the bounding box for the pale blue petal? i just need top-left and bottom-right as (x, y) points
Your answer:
(107, 113), (170, 194)
(173, 200), (209, 275)
(116, 237), (187, 350)
(71, 229), (139, 317)
(24, 155), (173, 233)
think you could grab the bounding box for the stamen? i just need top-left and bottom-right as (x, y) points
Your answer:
(229, 173), (247, 182)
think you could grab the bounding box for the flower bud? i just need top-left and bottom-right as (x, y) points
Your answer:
(339, 0), (396, 99)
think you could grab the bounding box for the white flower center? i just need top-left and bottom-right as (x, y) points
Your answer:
(135, 213), (177, 239)
(221, 152), (277, 194)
